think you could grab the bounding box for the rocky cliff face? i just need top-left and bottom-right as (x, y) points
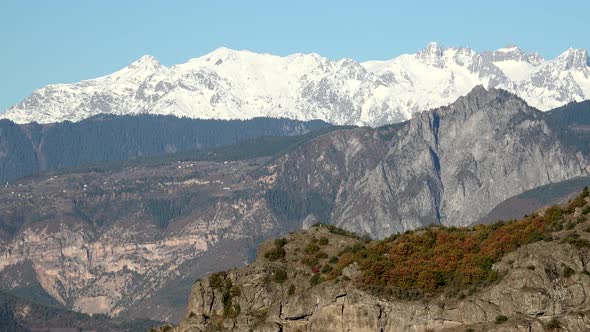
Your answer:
(269, 87), (590, 238)
(171, 194), (590, 332)
(0, 158), (289, 322)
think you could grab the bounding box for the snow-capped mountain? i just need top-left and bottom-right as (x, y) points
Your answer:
(2, 43), (590, 126)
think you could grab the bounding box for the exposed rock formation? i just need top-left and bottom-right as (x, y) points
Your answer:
(0, 159), (289, 322)
(171, 194), (590, 331)
(269, 87), (590, 238)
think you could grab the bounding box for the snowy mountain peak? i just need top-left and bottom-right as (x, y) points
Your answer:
(555, 48), (589, 70)
(127, 55), (163, 70)
(496, 44), (521, 53)
(494, 45), (524, 57)
(488, 45), (544, 65)
(204, 46), (248, 60)
(416, 42), (445, 67)
(2, 43), (589, 126)
(418, 42), (444, 57)
(423, 41), (443, 51)
(131, 54), (159, 64)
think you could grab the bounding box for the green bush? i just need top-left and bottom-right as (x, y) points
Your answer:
(326, 224), (360, 239)
(223, 304), (241, 318)
(318, 237), (329, 245)
(301, 256), (319, 267)
(544, 206), (565, 223)
(562, 264), (575, 278)
(273, 269), (288, 284)
(321, 264), (333, 274)
(305, 243), (320, 254)
(209, 272), (226, 290)
(265, 247), (286, 261)
(288, 284), (295, 295)
(315, 251), (328, 259)
(310, 274), (325, 286)
(562, 233), (590, 248)
(275, 238), (288, 247)
(494, 315), (508, 324)
(230, 285), (241, 297)
(265, 238), (288, 261)
(545, 318), (561, 329)
(350, 243), (365, 253)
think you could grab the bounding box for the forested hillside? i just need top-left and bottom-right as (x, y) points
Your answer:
(0, 115), (330, 183)
(0, 291), (159, 332)
(546, 100), (590, 155)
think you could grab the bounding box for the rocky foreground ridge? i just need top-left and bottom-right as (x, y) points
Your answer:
(168, 189), (590, 332)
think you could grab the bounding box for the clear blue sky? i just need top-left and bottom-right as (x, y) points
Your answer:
(1, 0), (589, 112)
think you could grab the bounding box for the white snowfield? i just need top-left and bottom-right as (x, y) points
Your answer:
(2, 42), (589, 126)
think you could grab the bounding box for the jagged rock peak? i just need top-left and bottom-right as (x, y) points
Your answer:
(409, 86), (527, 121)
(412, 86), (528, 121)
(555, 47), (590, 70)
(487, 44), (544, 64)
(421, 41), (445, 55)
(454, 85), (526, 108)
(416, 41), (446, 67)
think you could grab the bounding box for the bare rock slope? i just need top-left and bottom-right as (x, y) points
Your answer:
(269, 87), (590, 238)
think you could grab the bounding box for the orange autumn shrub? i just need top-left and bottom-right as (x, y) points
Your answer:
(329, 189), (590, 297)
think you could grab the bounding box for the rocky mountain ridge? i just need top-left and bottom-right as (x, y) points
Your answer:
(2, 43), (589, 126)
(169, 189), (590, 332)
(268, 87), (590, 237)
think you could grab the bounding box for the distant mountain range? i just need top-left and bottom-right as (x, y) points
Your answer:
(1, 43), (589, 126)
